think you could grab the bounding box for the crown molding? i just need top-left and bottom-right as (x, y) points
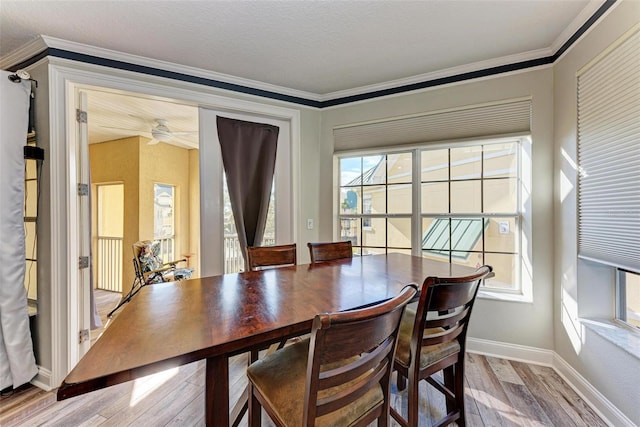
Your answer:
(0, 36), (48, 70)
(38, 36), (322, 103)
(319, 47), (553, 102)
(551, 0), (611, 54)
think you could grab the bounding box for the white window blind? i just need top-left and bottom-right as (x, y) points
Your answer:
(577, 29), (640, 272)
(333, 99), (531, 151)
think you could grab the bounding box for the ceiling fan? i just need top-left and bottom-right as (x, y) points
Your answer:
(100, 118), (197, 145)
(147, 119), (196, 145)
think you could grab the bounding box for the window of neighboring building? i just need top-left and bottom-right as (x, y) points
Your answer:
(617, 270), (640, 330)
(154, 183), (175, 261)
(337, 138), (526, 293)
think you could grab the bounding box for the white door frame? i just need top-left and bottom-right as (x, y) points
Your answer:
(47, 58), (301, 388)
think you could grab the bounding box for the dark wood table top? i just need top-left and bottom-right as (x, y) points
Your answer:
(58, 253), (477, 400)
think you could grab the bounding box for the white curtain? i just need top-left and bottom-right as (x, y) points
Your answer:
(0, 70), (38, 390)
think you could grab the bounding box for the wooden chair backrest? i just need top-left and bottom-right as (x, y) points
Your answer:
(307, 241), (353, 264)
(411, 266), (492, 362)
(303, 284), (417, 426)
(246, 244), (297, 271)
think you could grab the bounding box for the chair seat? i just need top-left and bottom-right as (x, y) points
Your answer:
(247, 338), (383, 426)
(395, 308), (461, 370)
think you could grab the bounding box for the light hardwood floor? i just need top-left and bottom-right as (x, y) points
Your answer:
(0, 290), (606, 427)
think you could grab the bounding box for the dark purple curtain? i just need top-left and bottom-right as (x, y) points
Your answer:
(216, 116), (278, 269)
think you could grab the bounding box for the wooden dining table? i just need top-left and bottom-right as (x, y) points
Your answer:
(57, 252), (477, 426)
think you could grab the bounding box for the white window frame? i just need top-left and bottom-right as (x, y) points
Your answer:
(336, 135), (532, 300)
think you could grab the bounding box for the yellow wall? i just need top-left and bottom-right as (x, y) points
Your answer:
(89, 136), (198, 292)
(90, 137), (140, 292)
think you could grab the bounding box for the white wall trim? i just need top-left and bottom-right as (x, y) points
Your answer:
(30, 366), (53, 392)
(553, 354), (637, 427)
(48, 64), (71, 387)
(467, 338), (635, 427)
(0, 37), (48, 70)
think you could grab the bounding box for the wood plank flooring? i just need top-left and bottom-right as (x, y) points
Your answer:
(0, 290), (607, 427)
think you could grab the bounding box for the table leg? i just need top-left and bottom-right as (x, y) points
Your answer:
(206, 355), (229, 427)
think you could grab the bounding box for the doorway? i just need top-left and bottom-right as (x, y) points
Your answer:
(54, 69), (299, 387)
(81, 87), (201, 350)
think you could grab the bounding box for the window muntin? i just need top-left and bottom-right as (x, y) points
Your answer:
(338, 139), (523, 292)
(617, 270), (640, 330)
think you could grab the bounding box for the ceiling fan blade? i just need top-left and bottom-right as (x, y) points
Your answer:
(99, 125), (148, 132)
(171, 131), (198, 136)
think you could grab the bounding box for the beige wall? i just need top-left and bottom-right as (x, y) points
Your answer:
(553, 1), (640, 422)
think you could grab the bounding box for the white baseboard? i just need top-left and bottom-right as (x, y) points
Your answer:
(467, 338), (636, 427)
(30, 366), (53, 392)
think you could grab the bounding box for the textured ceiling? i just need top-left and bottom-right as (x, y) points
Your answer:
(1, 0), (599, 95)
(1, 0), (604, 148)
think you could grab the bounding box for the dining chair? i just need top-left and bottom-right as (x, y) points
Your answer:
(391, 265), (493, 427)
(246, 243), (297, 271)
(247, 284), (418, 427)
(246, 243), (299, 357)
(307, 240), (353, 264)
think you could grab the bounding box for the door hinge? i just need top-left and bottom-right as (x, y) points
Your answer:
(79, 329), (90, 343)
(79, 256), (90, 269)
(76, 109), (87, 123)
(77, 183), (89, 196)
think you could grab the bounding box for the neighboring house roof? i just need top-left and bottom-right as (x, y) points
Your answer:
(422, 218), (488, 260)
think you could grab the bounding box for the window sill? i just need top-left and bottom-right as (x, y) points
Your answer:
(477, 289), (533, 304)
(581, 318), (640, 360)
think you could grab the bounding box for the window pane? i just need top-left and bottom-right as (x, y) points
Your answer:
(340, 217), (360, 246)
(387, 153), (412, 184)
(451, 180), (481, 213)
(362, 218), (386, 247)
(422, 218), (450, 252)
(451, 146), (481, 180)
(452, 251), (484, 269)
(484, 142), (517, 178)
(422, 182), (448, 213)
(484, 253), (516, 290)
(485, 218), (517, 253)
(340, 187), (362, 215)
(388, 184), (412, 214)
(363, 186), (386, 213)
(340, 157), (362, 187)
(484, 178), (517, 213)
(451, 218), (484, 253)
(388, 218), (411, 249)
(421, 149), (448, 181)
(363, 155), (385, 185)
